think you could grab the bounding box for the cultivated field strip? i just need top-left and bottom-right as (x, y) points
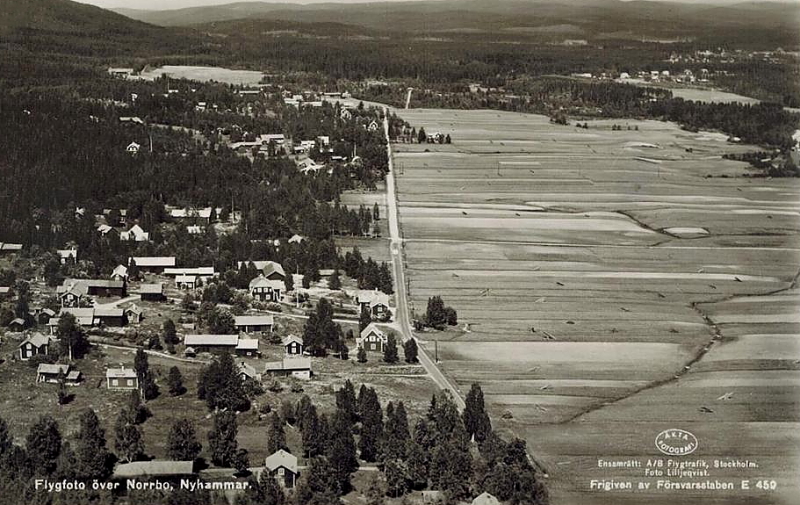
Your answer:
(392, 108), (800, 505)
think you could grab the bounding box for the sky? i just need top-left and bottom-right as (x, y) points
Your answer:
(76, 0), (794, 12)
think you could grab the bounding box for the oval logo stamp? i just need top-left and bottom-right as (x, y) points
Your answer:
(655, 429), (698, 456)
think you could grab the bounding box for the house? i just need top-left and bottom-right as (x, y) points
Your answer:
(234, 315), (274, 334)
(108, 68), (134, 78)
(298, 158), (325, 174)
(7, 318), (25, 331)
(119, 116), (144, 125)
(31, 308), (56, 325)
(94, 307), (127, 327)
(356, 290), (390, 319)
(18, 333), (54, 360)
(186, 225), (203, 235)
(139, 283), (166, 302)
(261, 133), (286, 146)
(236, 339), (260, 357)
(472, 492), (500, 505)
(264, 450), (298, 488)
(367, 120), (380, 132)
(169, 207), (214, 223)
(37, 364), (80, 385)
(0, 287), (10, 299)
(0, 242), (23, 253)
(124, 304), (143, 324)
(97, 224), (116, 237)
(175, 275), (198, 290)
(358, 324), (388, 353)
(111, 265), (129, 281)
(238, 261), (286, 281)
(106, 366), (139, 389)
(282, 335), (303, 356)
(288, 234), (305, 245)
(58, 279), (126, 306)
(119, 225), (150, 242)
(183, 334), (240, 353)
(238, 361), (261, 382)
(263, 357), (312, 380)
(126, 142), (141, 154)
(163, 267), (216, 280)
(249, 275), (283, 303)
(58, 248), (78, 264)
(112, 461), (195, 480)
(129, 256), (176, 273)
(57, 307), (95, 327)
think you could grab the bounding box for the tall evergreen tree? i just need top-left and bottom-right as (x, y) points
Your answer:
(267, 413), (287, 455)
(168, 366), (185, 396)
(357, 387), (383, 462)
(335, 379), (358, 424)
(26, 415), (62, 475)
(327, 410), (358, 492)
(167, 419), (202, 461)
(383, 333), (399, 363)
(74, 409), (112, 479)
(208, 412), (240, 467)
(114, 410), (144, 463)
(463, 383), (491, 443)
(403, 338), (418, 363)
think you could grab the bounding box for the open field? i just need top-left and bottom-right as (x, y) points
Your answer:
(137, 65), (265, 85)
(391, 109), (800, 505)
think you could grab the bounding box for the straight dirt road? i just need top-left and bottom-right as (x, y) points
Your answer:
(383, 108), (466, 410)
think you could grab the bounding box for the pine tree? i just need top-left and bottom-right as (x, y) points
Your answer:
(372, 202), (380, 221)
(167, 419), (202, 461)
(197, 352), (249, 411)
(382, 401), (409, 462)
(357, 346), (367, 363)
(162, 319), (178, 345)
(358, 387), (383, 462)
(0, 416), (12, 456)
(127, 390), (149, 424)
(463, 383), (491, 443)
(26, 415), (62, 475)
(327, 410), (358, 492)
(424, 296), (447, 330)
(384, 459), (409, 497)
(383, 333), (399, 364)
(74, 409), (111, 479)
(267, 413), (287, 455)
(114, 410), (144, 463)
(243, 467), (286, 505)
(359, 305), (372, 332)
(328, 269), (342, 290)
(406, 440), (428, 490)
(403, 338), (418, 363)
(168, 366), (184, 396)
(208, 412), (239, 467)
(294, 456), (341, 503)
(301, 405), (326, 458)
(335, 379), (358, 424)
(56, 313), (89, 359)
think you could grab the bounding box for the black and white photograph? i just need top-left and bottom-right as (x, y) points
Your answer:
(0, 0), (798, 504)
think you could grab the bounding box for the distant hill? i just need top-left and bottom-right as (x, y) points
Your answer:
(109, 0), (800, 45)
(0, 0), (200, 58)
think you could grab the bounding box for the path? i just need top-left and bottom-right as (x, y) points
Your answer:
(383, 108), (466, 410)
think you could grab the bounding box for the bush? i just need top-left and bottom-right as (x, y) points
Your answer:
(27, 354), (56, 368)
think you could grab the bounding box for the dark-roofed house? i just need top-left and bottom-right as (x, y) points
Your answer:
(264, 449), (298, 488)
(183, 334), (240, 353)
(358, 323), (388, 353)
(249, 275), (283, 303)
(0, 286), (10, 298)
(112, 461), (195, 480)
(19, 333), (54, 360)
(107, 366), (138, 390)
(263, 357), (311, 380)
(129, 256), (176, 274)
(282, 335), (304, 356)
(234, 315), (274, 334)
(139, 283), (166, 302)
(57, 248), (78, 264)
(37, 364), (80, 385)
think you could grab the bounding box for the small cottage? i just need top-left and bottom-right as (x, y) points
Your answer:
(264, 450), (298, 488)
(234, 315), (274, 334)
(106, 366), (139, 390)
(282, 335), (304, 356)
(358, 323), (388, 353)
(19, 333), (54, 360)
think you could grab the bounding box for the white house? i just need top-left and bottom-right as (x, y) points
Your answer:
(264, 450), (298, 488)
(126, 142), (141, 154)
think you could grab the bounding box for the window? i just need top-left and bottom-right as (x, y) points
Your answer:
(127, 379), (134, 386)
(278, 468), (284, 476)
(112, 379), (119, 386)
